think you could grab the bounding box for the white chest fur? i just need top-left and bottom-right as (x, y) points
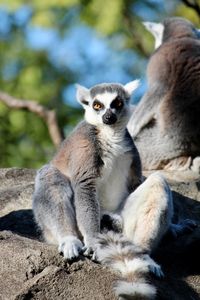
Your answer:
(97, 127), (133, 213)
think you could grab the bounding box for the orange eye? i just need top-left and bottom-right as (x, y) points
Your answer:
(93, 101), (103, 110)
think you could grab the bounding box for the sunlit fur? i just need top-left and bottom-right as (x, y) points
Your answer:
(122, 172), (173, 252)
(76, 81), (140, 128)
(96, 232), (158, 300)
(128, 17), (200, 176)
(33, 80), (142, 262)
(33, 80), (176, 300)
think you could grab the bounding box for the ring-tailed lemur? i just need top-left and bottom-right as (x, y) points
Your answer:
(33, 80), (176, 299)
(128, 17), (200, 178)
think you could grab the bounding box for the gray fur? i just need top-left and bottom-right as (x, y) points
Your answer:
(33, 165), (77, 241)
(96, 232), (160, 299)
(33, 122), (105, 257)
(34, 78), (171, 262)
(33, 81), (143, 260)
(33, 81), (178, 298)
(90, 83), (130, 100)
(162, 17), (199, 43)
(128, 17), (200, 172)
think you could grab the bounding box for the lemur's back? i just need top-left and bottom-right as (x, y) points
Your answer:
(128, 17), (200, 170)
(149, 38), (200, 139)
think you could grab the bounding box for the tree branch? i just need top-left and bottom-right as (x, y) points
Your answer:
(0, 91), (63, 147)
(181, 0), (200, 19)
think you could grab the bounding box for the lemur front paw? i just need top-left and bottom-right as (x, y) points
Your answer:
(82, 237), (98, 261)
(58, 235), (83, 260)
(82, 245), (97, 261)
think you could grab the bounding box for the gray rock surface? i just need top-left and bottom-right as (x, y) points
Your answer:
(0, 168), (200, 300)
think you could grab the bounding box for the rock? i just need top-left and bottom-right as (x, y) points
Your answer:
(0, 168), (200, 300)
(0, 231), (115, 300)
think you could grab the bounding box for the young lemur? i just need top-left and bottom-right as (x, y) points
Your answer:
(128, 17), (200, 176)
(33, 81), (176, 299)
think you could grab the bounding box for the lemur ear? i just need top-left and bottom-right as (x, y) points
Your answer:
(76, 84), (90, 107)
(143, 21), (164, 49)
(124, 79), (140, 97)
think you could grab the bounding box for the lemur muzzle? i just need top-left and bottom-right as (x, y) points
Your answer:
(102, 109), (117, 125)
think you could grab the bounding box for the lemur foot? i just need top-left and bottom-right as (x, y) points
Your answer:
(82, 245), (97, 261)
(58, 235), (83, 260)
(170, 219), (197, 238)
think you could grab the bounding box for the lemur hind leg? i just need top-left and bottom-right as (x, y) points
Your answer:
(122, 173), (173, 253)
(33, 164), (83, 260)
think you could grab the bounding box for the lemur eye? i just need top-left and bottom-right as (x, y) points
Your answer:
(111, 97), (124, 110)
(93, 101), (104, 111)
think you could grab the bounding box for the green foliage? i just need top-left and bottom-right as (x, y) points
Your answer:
(0, 7), (82, 168)
(80, 0), (124, 35)
(175, 3), (200, 25)
(5, 0), (79, 11)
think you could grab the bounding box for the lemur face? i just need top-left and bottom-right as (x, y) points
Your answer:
(90, 92), (122, 125)
(76, 80), (140, 127)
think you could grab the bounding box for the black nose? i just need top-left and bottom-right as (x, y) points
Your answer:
(102, 109), (117, 125)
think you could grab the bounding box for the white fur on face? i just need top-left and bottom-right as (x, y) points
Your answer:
(84, 91), (119, 126)
(76, 80), (140, 126)
(143, 21), (164, 49)
(76, 80), (140, 128)
(95, 91), (118, 108)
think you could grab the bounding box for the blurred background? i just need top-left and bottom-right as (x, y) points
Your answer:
(0, 0), (199, 168)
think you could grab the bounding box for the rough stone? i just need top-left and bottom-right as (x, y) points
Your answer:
(0, 168), (200, 300)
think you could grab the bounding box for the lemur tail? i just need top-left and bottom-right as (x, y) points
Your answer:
(96, 232), (157, 300)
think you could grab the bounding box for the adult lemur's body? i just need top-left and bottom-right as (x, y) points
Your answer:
(33, 80), (173, 299)
(128, 17), (200, 173)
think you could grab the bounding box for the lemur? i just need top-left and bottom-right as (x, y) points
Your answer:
(128, 17), (200, 176)
(33, 80), (191, 299)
